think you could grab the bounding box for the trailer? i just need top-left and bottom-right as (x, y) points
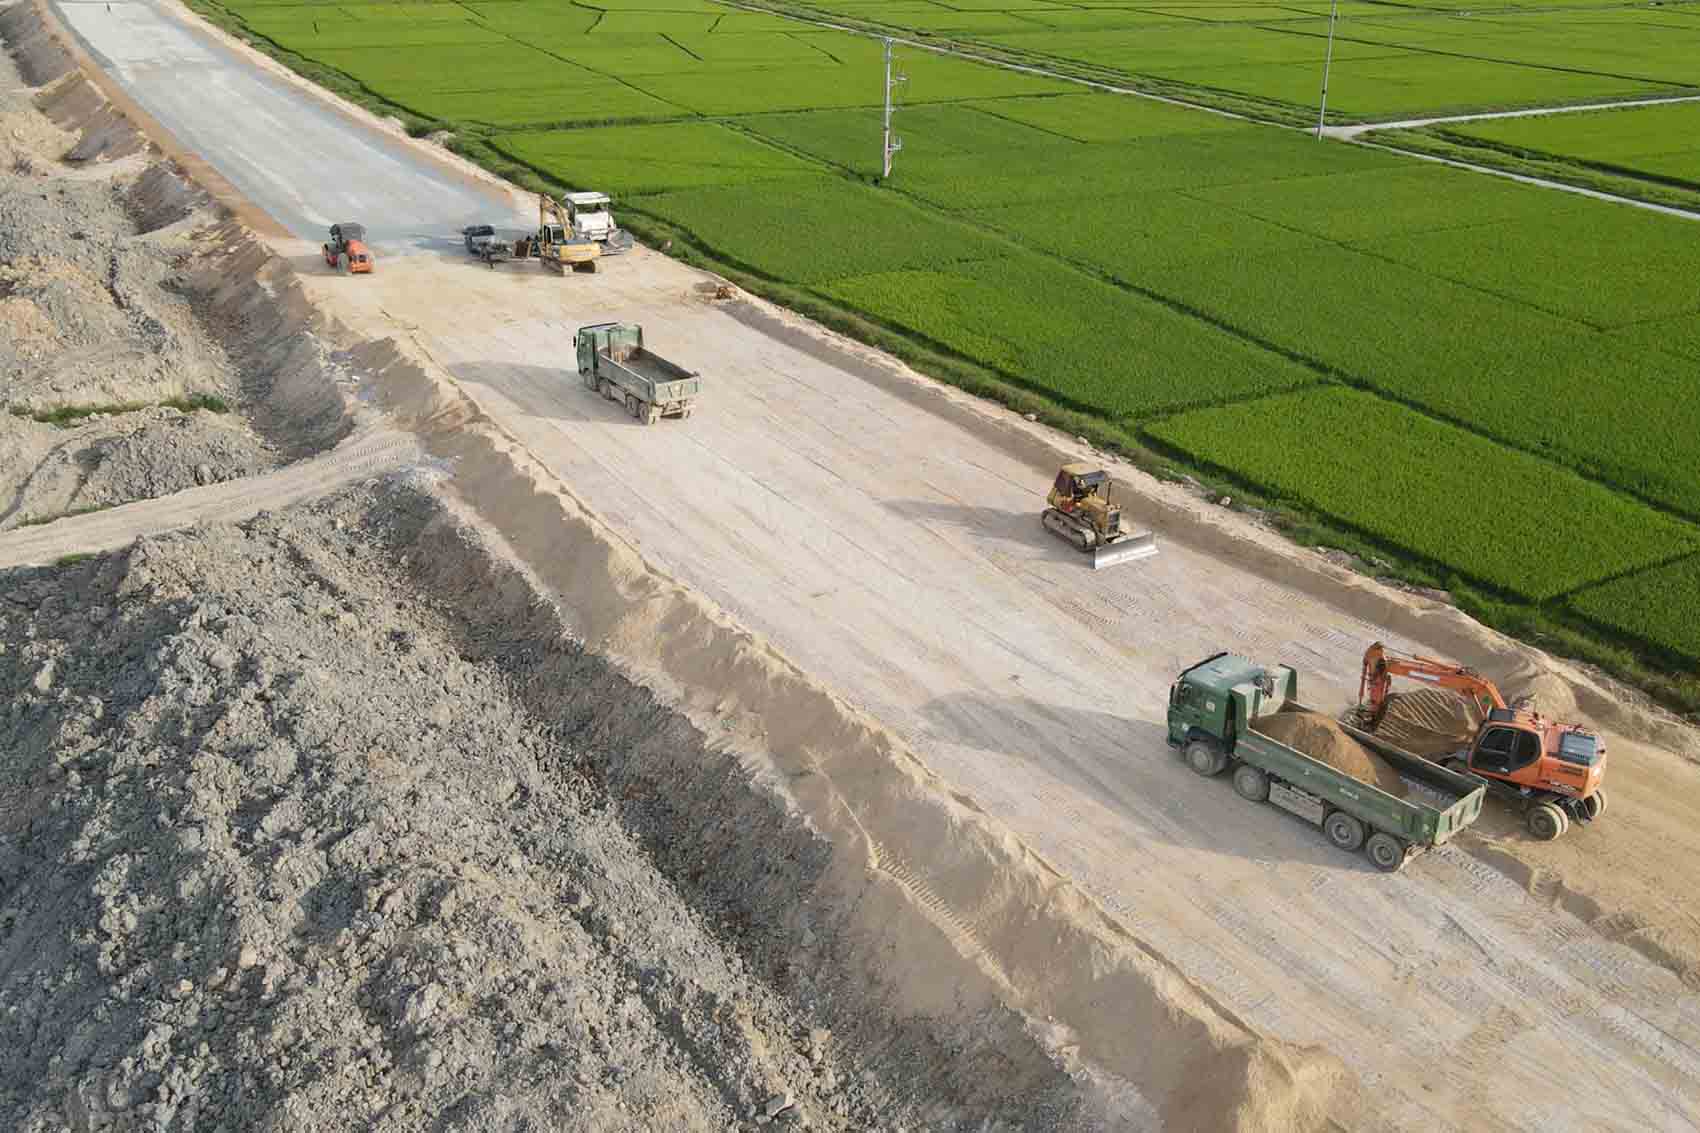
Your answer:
(1166, 652), (1486, 871)
(574, 322), (699, 425)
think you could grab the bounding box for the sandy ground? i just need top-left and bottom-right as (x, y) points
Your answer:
(21, 0), (1700, 1129)
(322, 243), (1700, 1133)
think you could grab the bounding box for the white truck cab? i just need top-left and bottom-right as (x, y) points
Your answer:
(564, 191), (615, 242)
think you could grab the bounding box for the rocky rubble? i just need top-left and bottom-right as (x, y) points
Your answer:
(0, 35), (280, 531)
(0, 484), (968, 1132)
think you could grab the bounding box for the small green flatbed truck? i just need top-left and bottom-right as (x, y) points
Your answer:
(1166, 652), (1486, 871)
(574, 322), (699, 425)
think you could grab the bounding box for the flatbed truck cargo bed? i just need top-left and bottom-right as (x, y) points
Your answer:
(1167, 652), (1486, 871)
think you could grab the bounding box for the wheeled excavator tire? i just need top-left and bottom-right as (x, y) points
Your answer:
(1527, 802), (1568, 841)
(1042, 507), (1097, 553)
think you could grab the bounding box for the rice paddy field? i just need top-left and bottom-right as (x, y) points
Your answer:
(199, 0), (1700, 684)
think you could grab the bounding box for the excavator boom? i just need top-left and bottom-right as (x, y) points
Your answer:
(1359, 641), (1505, 726)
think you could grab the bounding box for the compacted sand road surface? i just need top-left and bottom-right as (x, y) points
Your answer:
(46, 1), (1700, 1128)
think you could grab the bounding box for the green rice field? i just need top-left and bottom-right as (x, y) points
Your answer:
(199, 0), (1700, 686)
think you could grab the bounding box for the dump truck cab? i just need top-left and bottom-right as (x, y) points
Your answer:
(564, 191), (614, 242)
(462, 224), (497, 253)
(1168, 651), (1295, 750)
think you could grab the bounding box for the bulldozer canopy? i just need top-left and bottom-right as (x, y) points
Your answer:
(1060, 461), (1107, 485)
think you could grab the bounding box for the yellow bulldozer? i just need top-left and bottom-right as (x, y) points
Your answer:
(1042, 462), (1158, 569)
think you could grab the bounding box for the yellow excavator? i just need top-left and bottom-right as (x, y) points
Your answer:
(1042, 463), (1158, 569)
(514, 193), (600, 274)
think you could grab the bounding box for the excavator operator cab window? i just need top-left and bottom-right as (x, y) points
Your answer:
(1474, 726), (1541, 774)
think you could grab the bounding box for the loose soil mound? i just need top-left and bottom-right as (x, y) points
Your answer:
(0, 406), (273, 530)
(1375, 688), (1480, 757)
(1260, 710), (1408, 798)
(0, 488), (974, 1132)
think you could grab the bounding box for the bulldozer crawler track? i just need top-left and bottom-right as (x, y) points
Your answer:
(1042, 506), (1096, 553)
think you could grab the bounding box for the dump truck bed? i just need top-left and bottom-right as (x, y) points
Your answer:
(603, 346), (696, 388)
(1240, 703), (1484, 848)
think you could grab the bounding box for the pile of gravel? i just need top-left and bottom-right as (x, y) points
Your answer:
(0, 486), (924, 1132)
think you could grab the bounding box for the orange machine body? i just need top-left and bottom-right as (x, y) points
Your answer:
(1359, 642), (1605, 818)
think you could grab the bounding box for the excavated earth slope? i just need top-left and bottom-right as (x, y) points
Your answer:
(0, 484), (1088, 1132)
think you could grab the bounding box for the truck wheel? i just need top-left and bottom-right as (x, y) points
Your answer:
(600, 379), (616, 401)
(643, 405), (660, 425)
(582, 370), (597, 390)
(1365, 832), (1406, 873)
(1526, 802), (1567, 841)
(1581, 789), (1607, 820)
(626, 395), (641, 418)
(1232, 764), (1269, 802)
(1184, 740), (1224, 778)
(1324, 811), (1366, 852)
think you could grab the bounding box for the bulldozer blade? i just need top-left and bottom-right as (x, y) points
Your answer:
(1091, 533), (1158, 570)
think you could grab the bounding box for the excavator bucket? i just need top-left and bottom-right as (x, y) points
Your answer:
(1091, 531), (1159, 569)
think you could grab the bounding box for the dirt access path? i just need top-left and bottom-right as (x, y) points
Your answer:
(39, 0), (1700, 1129)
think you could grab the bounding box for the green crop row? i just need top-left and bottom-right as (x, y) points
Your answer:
(768, 0), (1696, 118)
(1146, 386), (1699, 601)
(1569, 555), (1700, 666)
(1445, 100), (1700, 189)
(634, 175), (1010, 283)
(821, 252), (1322, 417)
(497, 122), (819, 195)
(1132, 242), (1700, 519)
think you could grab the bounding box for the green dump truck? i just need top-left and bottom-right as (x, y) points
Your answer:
(575, 322), (699, 425)
(1166, 652), (1486, 871)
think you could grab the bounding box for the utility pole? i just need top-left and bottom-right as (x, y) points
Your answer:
(1315, 0), (1339, 139)
(881, 38), (905, 178)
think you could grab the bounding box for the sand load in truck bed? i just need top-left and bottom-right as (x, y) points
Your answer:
(1259, 709), (1408, 798)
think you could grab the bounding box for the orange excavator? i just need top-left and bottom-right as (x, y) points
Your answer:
(1357, 642), (1607, 840)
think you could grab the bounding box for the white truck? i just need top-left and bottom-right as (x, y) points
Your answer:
(564, 192), (633, 254)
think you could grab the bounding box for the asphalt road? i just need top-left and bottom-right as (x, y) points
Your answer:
(49, 0), (509, 246)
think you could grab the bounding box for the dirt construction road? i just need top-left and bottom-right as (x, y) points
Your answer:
(48, 1), (1700, 1129)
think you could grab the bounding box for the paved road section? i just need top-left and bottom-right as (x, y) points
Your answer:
(49, 0), (509, 247)
(54, 5), (1700, 1130)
